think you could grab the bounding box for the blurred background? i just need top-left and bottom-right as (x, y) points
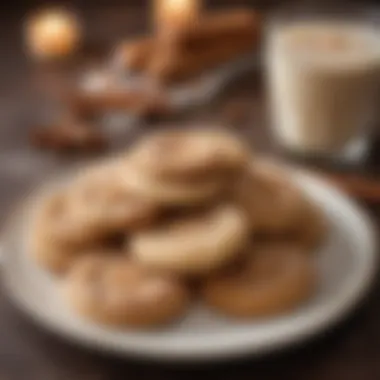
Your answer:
(1, 1), (380, 379)
(0, 0), (268, 216)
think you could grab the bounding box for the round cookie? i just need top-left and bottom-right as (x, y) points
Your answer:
(31, 235), (81, 275)
(131, 205), (249, 275)
(62, 256), (190, 327)
(122, 163), (224, 207)
(236, 163), (302, 232)
(202, 243), (316, 318)
(236, 161), (325, 245)
(67, 163), (159, 236)
(29, 177), (135, 274)
(296, 197), (327, 249)
(32, 190), (91, 246)
(251, 160), (326, 248)
(29, 190), (94, 274)
(128, 129), (251, 182)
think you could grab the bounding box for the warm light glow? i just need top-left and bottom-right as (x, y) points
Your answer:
(38, 15), (70, 36)
(25, 8), (81, 60)
(154, 0), (201, 32)
(164, 0), (192, 12)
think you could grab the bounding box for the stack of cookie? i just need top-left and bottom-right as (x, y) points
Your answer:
(30, 128), (326, 328)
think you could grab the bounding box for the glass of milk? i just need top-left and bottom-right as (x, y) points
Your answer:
(266, 6), (380, 162)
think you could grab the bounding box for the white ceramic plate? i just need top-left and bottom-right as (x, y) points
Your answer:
(0, 165), (377, 362)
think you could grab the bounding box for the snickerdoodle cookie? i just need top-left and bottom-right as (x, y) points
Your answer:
(202, 243), (315, 318)
(236, 161), (326, 248)
(128, 129), (250, 182)
(63, 255), (190, 327)
(131, 204), (249, 275)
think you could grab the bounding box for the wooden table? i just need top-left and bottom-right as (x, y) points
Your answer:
(1, 5), (380, 380)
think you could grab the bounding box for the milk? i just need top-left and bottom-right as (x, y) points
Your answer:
(267, 21), (380, 155)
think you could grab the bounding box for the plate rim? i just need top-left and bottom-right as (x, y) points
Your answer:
(0, 165), (377, 362)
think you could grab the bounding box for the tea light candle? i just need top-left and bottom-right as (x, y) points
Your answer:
(154, 0), (201, 32)
(25, 8), (81, 60)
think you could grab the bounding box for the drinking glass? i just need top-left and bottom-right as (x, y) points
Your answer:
(265, 4), (380, 162)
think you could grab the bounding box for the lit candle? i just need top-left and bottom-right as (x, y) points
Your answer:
(154, 0), (201, 32)
(25, 8), (81, 60)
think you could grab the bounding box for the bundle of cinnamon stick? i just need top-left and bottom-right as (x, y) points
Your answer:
(113, 8), (261, 84)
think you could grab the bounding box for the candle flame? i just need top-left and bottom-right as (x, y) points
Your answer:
(165, 0), (191, 11)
